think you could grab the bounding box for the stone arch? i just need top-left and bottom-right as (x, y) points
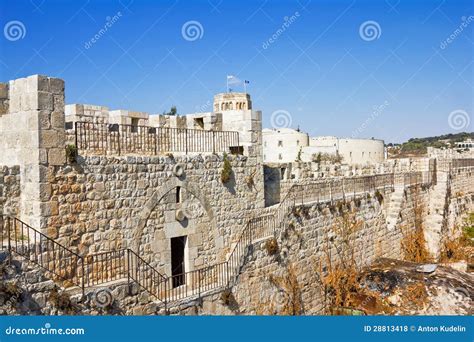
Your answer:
(131, 177), (215, 251)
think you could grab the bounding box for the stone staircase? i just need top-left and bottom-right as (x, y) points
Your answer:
(424, 171), (449, 258)
(386, 186), (405, 231)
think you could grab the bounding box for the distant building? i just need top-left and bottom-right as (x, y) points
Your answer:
(263, 128), (384, 165)
(455, 139), (474, 149)
(262, 128), (309, 163)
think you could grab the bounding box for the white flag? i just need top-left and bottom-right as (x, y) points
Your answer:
(227, 75), (241, 85)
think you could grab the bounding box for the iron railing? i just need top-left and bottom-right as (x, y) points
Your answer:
(127, 249), (168, 305)
(0, 216), (84, 292)
(0, 169), (439, 308)
(74, 121), (240, 155)
(83, 249), (128, 287)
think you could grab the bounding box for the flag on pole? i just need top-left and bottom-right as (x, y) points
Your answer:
(227, 75), (241, 85)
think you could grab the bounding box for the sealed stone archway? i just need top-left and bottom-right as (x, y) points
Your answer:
(131, 177), (217, 274)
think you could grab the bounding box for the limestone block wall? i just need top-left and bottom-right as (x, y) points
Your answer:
(0, 166), (21, 217)
(450, 167), (474, 197)
(0, 75), (66, 229)
(166, 186), (430, 315)
(44, 153), (265, 276)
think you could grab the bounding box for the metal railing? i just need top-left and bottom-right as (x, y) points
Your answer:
(83, 249), (127, 287)
(74, 121), (240, 155)
(0, 216), (84, 292)
(127, 249), (168, 305)
(0, 169), (439, 308)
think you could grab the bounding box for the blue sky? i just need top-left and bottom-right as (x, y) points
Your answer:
(0, 0), (472, 143)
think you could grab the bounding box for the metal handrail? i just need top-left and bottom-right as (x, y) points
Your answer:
(0, 169), (438, 306)
(74, 121), (240, 155)
(0, 216), (85, 293)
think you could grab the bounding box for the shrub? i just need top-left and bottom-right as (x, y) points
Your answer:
(245, 171), (256, 187)
(220, 153), (232, 183)
(265, 238), (279, 255)
(65, 144), (78, 163)
(48, 287), (77, 314)
(268, 264), (302, 315)
(375, 190), (384, 204)
(220, 288), (235, 306)
(0, 281), (21, 297)
(311, 152), (343, 164)
(400, 188), (431, 263)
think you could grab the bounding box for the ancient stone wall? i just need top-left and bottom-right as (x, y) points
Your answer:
(44, 153), (264, 276)
(0, 75), (66, 229)
(192, 185), (432, 315)
(0, 166), (21, 217)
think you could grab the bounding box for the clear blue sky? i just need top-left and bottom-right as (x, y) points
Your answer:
(0, 0), (472, 143)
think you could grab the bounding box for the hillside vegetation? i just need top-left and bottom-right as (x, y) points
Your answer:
(388, 132), (473, 156)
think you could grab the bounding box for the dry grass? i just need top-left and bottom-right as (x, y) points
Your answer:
(440, 212), (474, 264)
(400, 187), (431, 263)
(264, 238), (279, 256)
(403, 282), (428, 307)
(316, 211), (367, 312)
(268, 264), (302, 315)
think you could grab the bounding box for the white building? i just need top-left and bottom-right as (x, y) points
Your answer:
(262, 128), (309, 163)
(263, 129), (385, 165)
(455, 139), (474, 149)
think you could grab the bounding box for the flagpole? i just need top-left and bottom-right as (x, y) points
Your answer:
(244, 81), (247, 94)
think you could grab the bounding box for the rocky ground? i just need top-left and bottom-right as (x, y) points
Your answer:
(351, 258), (473, 315)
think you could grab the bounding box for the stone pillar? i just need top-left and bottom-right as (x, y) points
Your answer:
(2, 75), (65, 230)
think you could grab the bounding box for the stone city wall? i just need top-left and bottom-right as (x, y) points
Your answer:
(0, 166), (21, 217)
(44, 153), (264, 277)
(162, 185), (433, 315)
(0, 75), (65, 230)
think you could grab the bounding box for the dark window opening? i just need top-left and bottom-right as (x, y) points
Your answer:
(176, 186), (181, 203)
(65, 122), (73, 130)
(109, 124), (119, 132)
(194, 117), (204, 129)
(131, 118), (139, 133)
(171, 236), (186, 288)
